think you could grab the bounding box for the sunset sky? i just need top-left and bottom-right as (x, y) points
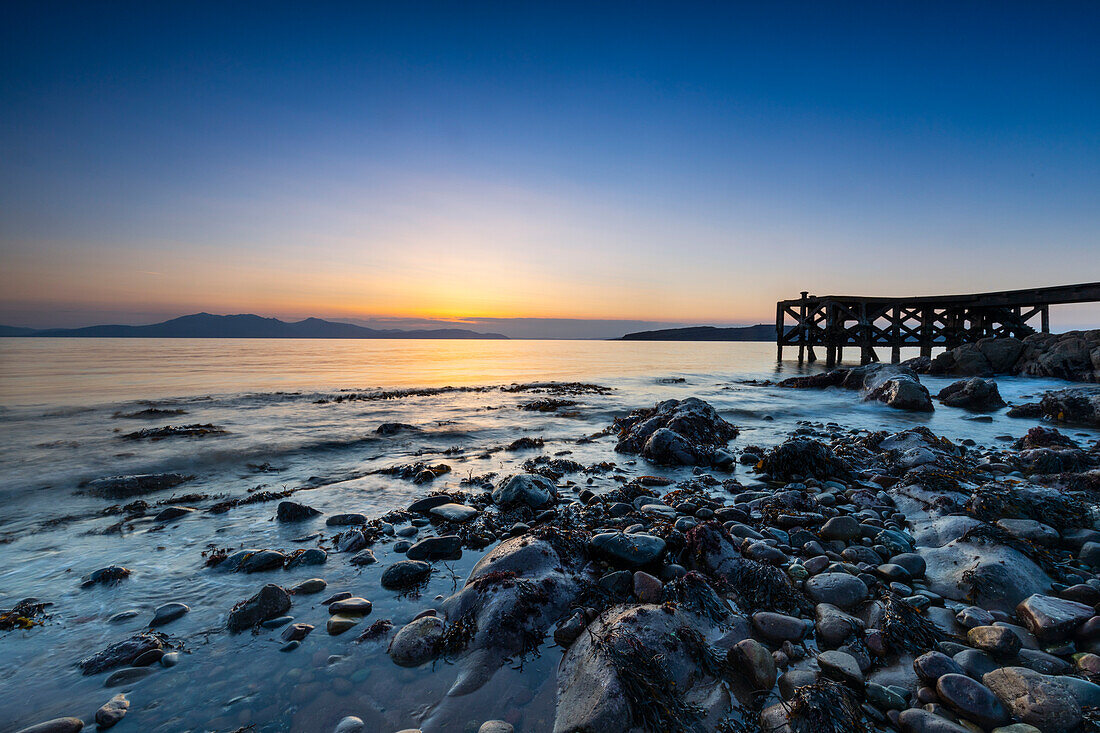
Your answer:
(2, 2), (1099, 334)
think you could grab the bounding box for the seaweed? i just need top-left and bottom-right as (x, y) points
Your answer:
(730, 560), (809, 615)
(589, 626), (707, 732)
(869, 589), (948, 654)
(356, 619), (393, 642)
(0, 598), (51, 631)
(437, 611), (479, 658)
(758, 439), (852, 482)
(663, 572), (730, 624)
(784, 678), (867, 733)
(965, 481), (1089, 533)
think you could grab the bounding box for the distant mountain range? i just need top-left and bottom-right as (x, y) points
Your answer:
(619, 324), (773, 341)
(0, 313), (508, 339)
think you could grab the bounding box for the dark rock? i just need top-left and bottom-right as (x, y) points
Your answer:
(376, 422), (418, 435)
(149, 602), (188, 627)
(913, 651), (963, 683)
(896, 707), (973, 733)
(152, 506), (196, 522)
(1016, 593), (1093, 641)
(935, 673), (1008, 729)
(95, 693), (129, 729)
(276, 500), (320, 522)
(78, 632), (169, 675)
(82, 472), (191, 499)
(492, 474), (557, 508)
(406, 535), (463, 561)
(983, 666), (1082, 732)
(14, 719), (86, 733)
(728, 638), (777, 690)
(380, 560), (431, 590)
(753, 611), (808, 642)
(103, 666), (154, 687)
(589, 532), (666, 567)
(387, 616), (444, 667)
(966, 625), (1021, 657)
(285, 548), (327, 568)
(227, 584), (291, 633)
(804, 572), (868, 610)
(81, 565), (131, 587)
(326, 513), (367, 526)
(867, 374), (934, 412)
(936, 378), (1006, 410)
(612, 397), (738, 466)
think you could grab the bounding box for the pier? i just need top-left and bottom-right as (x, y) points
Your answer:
(775, 282), (1100, 366)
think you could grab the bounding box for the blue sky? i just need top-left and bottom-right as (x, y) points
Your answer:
(2, 2), (1098, 333)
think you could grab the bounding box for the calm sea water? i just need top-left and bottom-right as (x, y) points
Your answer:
(0, 338), (1096, 732)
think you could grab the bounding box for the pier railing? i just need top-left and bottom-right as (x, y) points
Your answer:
(775, 282), (1100, 366)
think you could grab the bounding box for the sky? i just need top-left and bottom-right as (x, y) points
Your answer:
(1, 2), (1099, 336)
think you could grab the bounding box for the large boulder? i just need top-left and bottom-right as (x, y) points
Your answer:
(921, 541), (1051, 612)
(434, 532), (585, 698)
(554, 604), (731, 733)
(1017, 330), (1100, 382)
(1037, 389), (1100, 426)
(612, 398), (738, 466)
(867, 374), (933, 412)
(936, 378), (1006, 411)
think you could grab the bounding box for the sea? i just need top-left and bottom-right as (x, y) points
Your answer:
(0, 338), (1097, 732)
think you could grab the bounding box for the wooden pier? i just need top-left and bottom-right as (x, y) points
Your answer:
(775, 282), (1100, 366)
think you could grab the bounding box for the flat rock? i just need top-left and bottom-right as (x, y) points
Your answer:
(936, 673), (1008, 729)
(406, 535), (462, 561)
(326, 513), (366, 526)
(1015, 593), (1093, 641)
(589, 532), (666, 567)
(149, 602), (189, 627)
(983, 666), (1081, 732)
(13, 719), (86, 733)
(429, 503), (479, 522)
(103, 666), (154, 687)
(289, 578), (326, 594)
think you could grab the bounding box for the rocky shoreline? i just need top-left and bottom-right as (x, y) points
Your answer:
(8, 372), (1100, 733)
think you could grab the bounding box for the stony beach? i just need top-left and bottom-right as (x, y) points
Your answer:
(3, 337), (1100, 733)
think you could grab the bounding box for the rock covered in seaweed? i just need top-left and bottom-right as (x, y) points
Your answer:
(612, 397), (738, 466)
(936, 377), (1006, 410)
(781, 363), (933, 412)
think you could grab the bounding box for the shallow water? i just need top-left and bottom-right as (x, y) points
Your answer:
(0, 338), (1097, 732)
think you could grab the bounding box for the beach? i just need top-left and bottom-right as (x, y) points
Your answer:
(2, 338), (1100, 732)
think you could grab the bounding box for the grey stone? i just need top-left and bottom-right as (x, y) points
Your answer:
(388, 616), (444, 667)
(804, 572), (868, 609)
(227, 584), (291, 633)
(380, 560), (431, 589)
(149, 602), (188, 627)
(590, 532), (666, 567)
(95, 693), (129, 729)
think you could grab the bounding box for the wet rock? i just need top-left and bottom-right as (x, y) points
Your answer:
(281, 623), (314, 642)
(153, 505), (196, 522)
(804, 572), (868, 610)
(820, 515), (860, 541)
(104, 666), (154, 687)
(753, 611), (808, 643)
(376, 422), (418, 435)
(336, 530), (368, 553)
(286, 548), (327, 568)
(149, 602), (189, 627)
(327, 614), (361, 635)
(757, 438), (851, 482)
(590, 532), (666, 567)
(350, 549), (377, 566)
(329, 597), (372, 615)
(478, 722), (513, 733)
(241, 550), (286, 573)
(406, 536), (462, 561)
(13, 718), (85, 733)
(1015, 593), (1093, 641)
(430, 503), (480, 522)
(632, 571), (663, 603)
(815, 603), (864, 647)
(967, 625), (1021, 657)
(817, 649), (863, 686)
(922, 541), (1050, 612)
(996, 519), (1058, 546)
(913, 651), (964, 683)
(95, 693), (129, 729)
(935, 673), (1008, 729)
(612, 397), (738, 466)
(554, 604), (731, 733)
(227, 584), (291, 633)
(728, 638), (776, 690)
(289, 578), (326, 594)
(81, 565), (131, 587)
(936, 378), (1006, 410)
(277, 500), (320, 522)
(388, 616), (444, 667)
(83, 472), (191, 499)
(867, 373), (933, 411)
(983, 666), (1081, 732)
(326, 513), (367, 526)
(896, 708), (973, 733)
(554, 611), (587, 648)
(380, 560), (431, 590)
(78, 632), (169, 674)
(492, 474), (557, 509)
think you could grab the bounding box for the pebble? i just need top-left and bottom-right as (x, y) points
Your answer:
(632, 571), (663, 603)
(429, 503), (479, 522)
(728, 638), (776, 690)
(967, 625), (1022, 657)
(350, 549), (377, 565)
(935, 673), (1008, 729)
(803, 572), (869, 609)
(334, 717), (365, 733)
(817, 649), (863, 685)
(327, 614), (361, 635)
(478, 722), (514, 733)
(752, 611), (808, 642)
(406, 536), (462, 561)
(159, 652), (180, 667)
